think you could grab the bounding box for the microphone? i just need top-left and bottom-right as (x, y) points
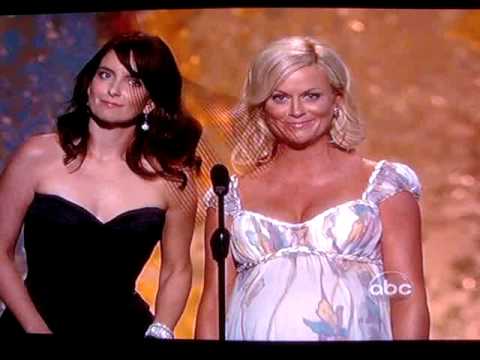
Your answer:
(209, 164), (231, 340)
(210, 164), (230, 197)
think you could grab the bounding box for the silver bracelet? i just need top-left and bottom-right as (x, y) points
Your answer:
(145, 322), (175, 339)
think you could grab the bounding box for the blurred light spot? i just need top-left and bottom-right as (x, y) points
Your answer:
(368, 84), (381, 95)
(46, 22), (60, 40)
(2, 116), (12, 125)
(430, 95), (447, 107)
(23, 90), (32, 98)
(189, 55), (200, 65)
(37, 54), (47, 63)
(448, 173), (477, 187)
(179, 28), (190, 39)
(450, 188), (468, 200)
(0, 47), (7, 56)
(462, 277), (476, 290)
(473, 77), (480, 87)
(459, 175), (476, 187)
(348, 20), (365, 32)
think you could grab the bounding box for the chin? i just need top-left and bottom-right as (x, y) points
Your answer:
(280, 139), (313, 150)
(90, 111), (138, 129)
(280, 132), (332, 150)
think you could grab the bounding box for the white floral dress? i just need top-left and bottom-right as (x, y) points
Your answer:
(204, 160), (421, 341)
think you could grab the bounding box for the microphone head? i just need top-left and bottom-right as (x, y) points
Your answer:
(210, 164), (230, 196)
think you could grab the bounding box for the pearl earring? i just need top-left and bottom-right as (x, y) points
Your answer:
(141, 113), (150, 131)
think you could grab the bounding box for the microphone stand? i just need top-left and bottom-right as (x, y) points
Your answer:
(210, 192), (231, 341)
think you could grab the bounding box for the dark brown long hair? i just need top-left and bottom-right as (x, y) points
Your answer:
(57, 32), (202, 188)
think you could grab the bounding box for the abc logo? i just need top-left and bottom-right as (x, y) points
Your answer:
(368, 271), (413, 299)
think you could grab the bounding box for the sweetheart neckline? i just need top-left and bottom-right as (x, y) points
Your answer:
(33, 192), (166, 225)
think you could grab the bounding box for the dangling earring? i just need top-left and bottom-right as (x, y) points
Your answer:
(329, 105), (342, 146)
(141, 112), (150, 131)
(333, 105), (340, 119)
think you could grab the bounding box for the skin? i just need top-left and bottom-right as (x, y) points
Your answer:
(0, 50), (196, 334)
(87, 50), (153, 126)
(195, 65), (429, 339)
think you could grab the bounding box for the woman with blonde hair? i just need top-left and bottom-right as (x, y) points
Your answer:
(195, 36), (429, 341)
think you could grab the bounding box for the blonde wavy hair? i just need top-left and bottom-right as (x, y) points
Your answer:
(231, 36), (365, 174)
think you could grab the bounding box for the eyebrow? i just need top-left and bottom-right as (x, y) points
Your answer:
(97, 65), (142, 80)
(97, 65), (114, 73)
(272, 88), (324, 95)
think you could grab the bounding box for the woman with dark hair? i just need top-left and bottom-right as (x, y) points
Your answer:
(0, 32), (202, 338)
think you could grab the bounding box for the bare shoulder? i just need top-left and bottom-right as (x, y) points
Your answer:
(0, 133), (62, 193)
(361, 157), (378, 172)
(12, 133), (61, 164)
(4, 134), (57, 167)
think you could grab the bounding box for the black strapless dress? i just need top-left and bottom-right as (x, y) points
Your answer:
(0, 193), (166, 337)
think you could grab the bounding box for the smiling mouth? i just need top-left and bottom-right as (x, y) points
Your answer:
(283, 120), (315, 128)
(100, 99), (123, 107)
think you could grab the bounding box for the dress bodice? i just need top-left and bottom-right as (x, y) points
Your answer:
(24, 193), (166, 298)
(205, 160), (421, 272)
(0, 193), (166, 335)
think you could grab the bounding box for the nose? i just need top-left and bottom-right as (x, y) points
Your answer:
(289, 97), (305, 118)
(107, 80), (121, 97)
